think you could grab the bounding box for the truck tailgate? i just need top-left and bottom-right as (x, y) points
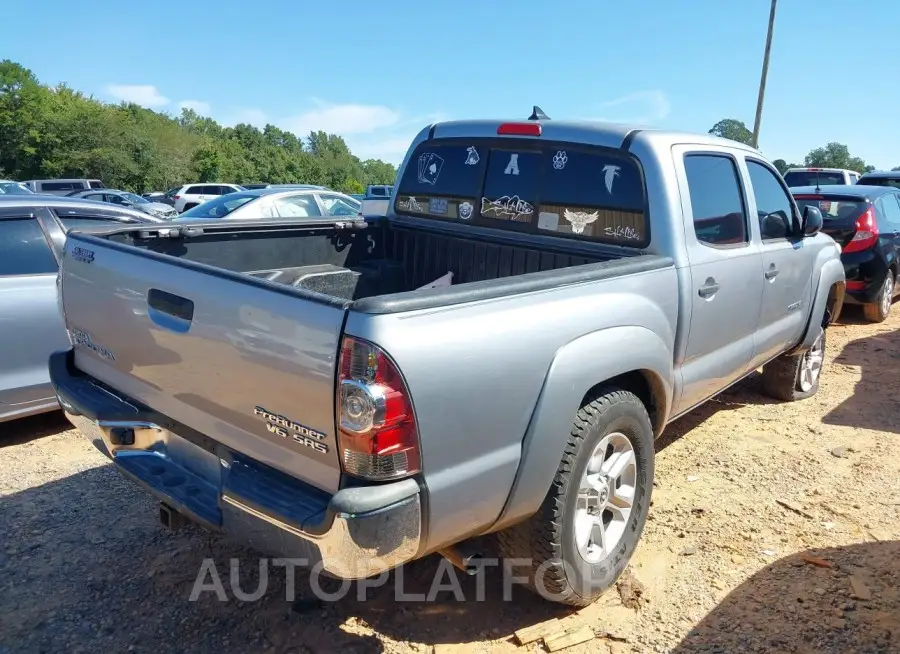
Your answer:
(60, 234), (345, 492)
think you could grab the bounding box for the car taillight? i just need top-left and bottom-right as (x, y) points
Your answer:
(846, 281), (867, 291)
(337, 336), (420, 480)
(174, 195), (181, 200)
(842, 207), (879, 254)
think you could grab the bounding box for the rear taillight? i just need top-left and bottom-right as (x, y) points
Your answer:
(174, 195), (181, 200)
(846, 281), (867, 291)
(337, 336), (420, 480)
(842, 207), (879, 254)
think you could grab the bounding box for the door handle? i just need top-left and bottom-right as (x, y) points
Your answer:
(148, 288), (194, 333)
(698, 278), (720, 298)
(765, 265), (779, 280)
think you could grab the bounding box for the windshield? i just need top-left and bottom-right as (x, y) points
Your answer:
(0, 181), (34, 195)
(394, 139), (647, 246)
(783, 171), (846, 187)
(792, 194), (868, 222)
(177, 193), (257, 219)
(858, 176), (900, 188)
(121, 192), (149, 204)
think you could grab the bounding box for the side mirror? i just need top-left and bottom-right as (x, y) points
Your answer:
(802, 205), (823, 237)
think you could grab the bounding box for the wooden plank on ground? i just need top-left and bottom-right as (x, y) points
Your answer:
(544, 626), (595, 652)
(514, 617), (562, 645)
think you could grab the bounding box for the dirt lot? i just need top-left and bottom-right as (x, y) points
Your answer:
(1, 306), (899, 654)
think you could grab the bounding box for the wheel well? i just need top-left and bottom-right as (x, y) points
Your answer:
(825, 281), (846, 326)
(580, 370), (666, 437)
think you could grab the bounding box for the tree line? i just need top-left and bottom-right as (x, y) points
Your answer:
(708, 118), (900, 175)
(0, 60), (398, 195)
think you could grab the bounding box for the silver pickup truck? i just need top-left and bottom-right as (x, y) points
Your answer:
(50, 113), (845, 606)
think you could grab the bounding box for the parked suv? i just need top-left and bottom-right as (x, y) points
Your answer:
(793, 184), (900, 322)
(172, 184), (244, 213)
(24, 179), (105, 195)
(783, 168), (860, 187)
(0, 196), (158, 423)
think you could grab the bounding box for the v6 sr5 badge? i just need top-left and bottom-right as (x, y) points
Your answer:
(253, 406), (328, 454)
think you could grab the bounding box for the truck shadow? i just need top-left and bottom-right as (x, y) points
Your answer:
(656, 373), (779, 452)
(823, 326), (900, 434)
(671, 540), (900, 653)
(0, 465), (573, 653)
(0, 410), (72, 447)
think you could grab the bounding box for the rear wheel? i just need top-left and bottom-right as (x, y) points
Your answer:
(495, 387), (654, 607)
(761, 328), (826, 401)
(863, 273), (894, 323)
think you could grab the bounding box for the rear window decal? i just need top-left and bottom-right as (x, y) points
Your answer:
(417, 153), (444, 185)
(459, 201), (474, 220)
(429, 198), (448, 215)
(563, 209), (599, 234)
(503, 154), (520, 176)
(399, 196), (423, 212)
(552, 151), (568, 170)
(465, 146), (480, 165)
(603, 165), (621, 193)
(538, 211), (559, 231)
(604, 225), (641, 242)
(482, 195), (533, 222)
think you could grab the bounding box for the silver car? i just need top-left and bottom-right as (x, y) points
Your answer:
(173, 188), (361, 221)
(0, 196), (158, 423)
(68, 189), (178, 219)
(0, 180), (34, 195)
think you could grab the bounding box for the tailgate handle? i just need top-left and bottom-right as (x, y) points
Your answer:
(148, 289), (194, 332)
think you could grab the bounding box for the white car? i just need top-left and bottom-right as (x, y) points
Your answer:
(172, 183), (244, 213)
(783, 168), (860, 187)
(173, 188), (361, 222)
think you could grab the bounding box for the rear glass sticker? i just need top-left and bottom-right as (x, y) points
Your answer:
(603, 164), (621, 194)
(429, 198), (448, 215)
(417, 153), (444, 185)
(465, 146), (480, 165)
(482, 195), (533, 222)
(458, 201), (474, 220)
(552, 151), (568, 170)
(398, 196), (423, 212)
(563, 209), (599, 234)
(538, 211), (559, 231)
(604, 225), (641, 242)
(503, 154), (520, 176)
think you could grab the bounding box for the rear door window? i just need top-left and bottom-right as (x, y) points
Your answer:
(394, 139), (647, 246)
(0, 218), (58, 275)
(89, 180), (105, 189)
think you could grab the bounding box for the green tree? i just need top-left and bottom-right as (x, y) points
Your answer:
(771, 159), (789, 175)
(892, 166), (900, 171)
(708, 119), (754, 146)
(803, 142), (868, 173)
(0, 58), (396, 193)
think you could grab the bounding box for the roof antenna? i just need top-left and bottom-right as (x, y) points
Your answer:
(528, 105), (550, 121)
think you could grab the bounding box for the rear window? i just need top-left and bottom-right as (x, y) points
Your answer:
(395, 140), (647, 246)
(783, 171), (845, 187)
(89, 180), (105, 189)
(858, 176), (900, 188)
(792, 194), (868, 222)
(41, 181), (81, 191)
(178, 193), (256, 219)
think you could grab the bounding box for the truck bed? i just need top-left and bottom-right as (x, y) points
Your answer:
(101, 217), (638, 311)
(59, 217), (674, 498)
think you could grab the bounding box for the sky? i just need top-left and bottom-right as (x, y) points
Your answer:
(7, 0), (900, 168)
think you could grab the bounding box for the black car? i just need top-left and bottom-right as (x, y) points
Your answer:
(856, 171), (900, 189)
(792, 185), (900, 322)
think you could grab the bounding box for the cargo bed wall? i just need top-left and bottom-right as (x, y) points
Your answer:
(387, 224), (610, 289)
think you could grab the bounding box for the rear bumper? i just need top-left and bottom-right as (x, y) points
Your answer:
(49, 349), (422, 579)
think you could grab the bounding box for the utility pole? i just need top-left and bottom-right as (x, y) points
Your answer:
(751, 0), (778, 148)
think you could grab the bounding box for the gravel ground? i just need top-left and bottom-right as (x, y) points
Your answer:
(1, 306), (899, 654)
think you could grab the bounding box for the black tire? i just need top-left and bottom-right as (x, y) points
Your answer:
(495, 387), (654, 607)
(761, 328), (827, 401)
(862, 272), (894, 323)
